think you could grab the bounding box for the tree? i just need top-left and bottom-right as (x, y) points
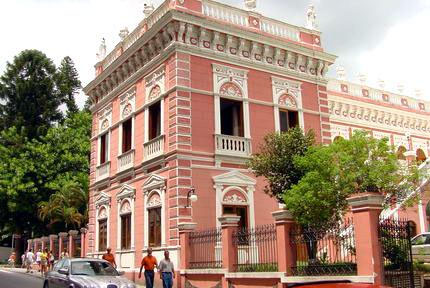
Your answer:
(0, 50), (63, 139)
(248, 127), (315, 202)
(286, 131), (421, 228)
(0, 110), (91, 236)
(57, 56), (81, 116)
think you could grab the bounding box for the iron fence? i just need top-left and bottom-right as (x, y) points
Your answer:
(379, 218), (415, 288)
(189, 228), (222, 269)
(232, 224), (278, 272)
(290, 218), (357, 276)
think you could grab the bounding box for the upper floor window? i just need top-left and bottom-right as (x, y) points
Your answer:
(122, 118), (132, 153)
(149, 101), (161, 140)
(279, 110), (299, 132)
(220, 98), (244, 137)
(100, 133), (109, 165)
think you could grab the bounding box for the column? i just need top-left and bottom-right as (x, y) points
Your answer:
(219, 215), (240, 288)
(272, 210), (296, 276)
(80, 228), (88, 257)
(58, 232), (68, 257)
(178, 222), (197, 288)
(27, 240), (32, 252)
(49, 235), (58, 258)
(69, 230), (79, 257)
(347, 193), (384, 285)
(41, 237), (49, 251)
(33, 238), (40, 252)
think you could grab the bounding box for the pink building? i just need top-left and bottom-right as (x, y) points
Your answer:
(83, 0), (430, 282)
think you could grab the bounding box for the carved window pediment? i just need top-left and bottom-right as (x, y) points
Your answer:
(95, 192), (111, 208)
(120, 200), (132, 214)
(116, 184), (136, 201)
(98, 206), (108, 219)
(97, 104), (113, 134)
(213, 64), (248, 99)
(145, 66), (166, 103)
(119, 88), (136, 121)
(147, 192), (162, 208)
(143, 174), (166, 193)
(213, 170), (256, 186)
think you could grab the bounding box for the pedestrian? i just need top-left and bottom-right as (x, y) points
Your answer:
(21, 253), (26, 268)
(138, 248), (157, 288)
(60, 248), (69, 259)
(36, 249), (42, 272)
(158, 250), (175, 288)
(102, 247), (117, 268)
(25, 249), (35, 273)
(7, 252), (16, 268)
(49, 250), (55, 270)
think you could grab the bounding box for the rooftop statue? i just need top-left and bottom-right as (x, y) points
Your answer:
(143, 2), (155, 18)
(306, 4), (318, 30)
(96, 38), (107, 61)
(244, 0), (257, 11)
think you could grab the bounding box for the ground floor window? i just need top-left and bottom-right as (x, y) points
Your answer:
(121, 214), (131, 250)
(148, 207), (161, 247)
(98, 219), (107, 252)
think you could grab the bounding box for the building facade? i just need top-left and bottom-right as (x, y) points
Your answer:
(83, 0), (430, 280)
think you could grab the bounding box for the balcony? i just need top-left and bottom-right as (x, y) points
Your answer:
(144, 135), (165, 162)
(118, 149), (135, 173)
(215, 134), (251, 158)
(96, 162), (110, 182)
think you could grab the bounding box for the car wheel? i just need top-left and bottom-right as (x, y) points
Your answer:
(43, 281), (49, 288)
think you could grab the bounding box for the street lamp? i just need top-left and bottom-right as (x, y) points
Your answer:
(186, 187), (198, 208)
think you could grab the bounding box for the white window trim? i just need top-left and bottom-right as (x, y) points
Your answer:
(116, 184), (136, 251)
(213, 170), (256, 229)
(271, 76), (304, 132)
(144, 98), (164, 143)
(95, 205), (110, 252)
(142, 175), (166, 248)
(118, 116), (135, 156)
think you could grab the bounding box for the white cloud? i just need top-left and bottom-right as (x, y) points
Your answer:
(355, 9), (430, 100)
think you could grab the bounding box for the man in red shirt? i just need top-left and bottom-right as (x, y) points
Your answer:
(102, 248), (117, 268)
(139, 248), (158, 288)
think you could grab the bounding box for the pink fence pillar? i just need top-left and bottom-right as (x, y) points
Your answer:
(27, 239), (32, 252)
(219, 215), (240, 288)
(80, 228), (87, 257)
(49, 235), (58, 258)
(178, 222), (197, 288)
(69, 230), (79, 257)
(58, 232), (68, 257)
(41, 237), (49, 251)
(348, 193), (384, 285)
(33, 238), (40, 252)
(272, 210), (296, 276)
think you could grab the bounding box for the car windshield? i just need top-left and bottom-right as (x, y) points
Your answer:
(71, 261), (118, 276)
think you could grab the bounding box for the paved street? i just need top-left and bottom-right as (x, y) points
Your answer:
(0, 269), (43, 288)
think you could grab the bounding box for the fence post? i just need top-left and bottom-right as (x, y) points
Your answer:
(80, 228), (87, 257)
(27, 239), (32, 252)
(41, 236), (49, 251)
(33, 238), (40, 252)
(58, 232), (68, 257)
(347, 193), (384, 285)
(218, 215), (240, 288)
(272, 210), (296, 276)
(49, 235), (57, 258)
(178, 222), (197, 288)
(69, 230), (79, 257)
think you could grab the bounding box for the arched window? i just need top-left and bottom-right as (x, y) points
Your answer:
(98, 207), (108, 252)
(397, 146), (407, 160)
(120, 200), (132, 250)
(147, 192), (162, 247)
(417, 149), (427, 164)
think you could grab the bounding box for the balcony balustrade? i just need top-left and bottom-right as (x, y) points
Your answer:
(144, 135), (165, 162)
(96, 161), (110, 182)
(215, 134), (251, 158)
(118, 149), (135, 172)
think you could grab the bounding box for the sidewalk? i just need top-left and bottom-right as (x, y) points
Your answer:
(0, 267), (145, 288)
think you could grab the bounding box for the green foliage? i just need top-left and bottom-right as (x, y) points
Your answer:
(0, 50), (63, 139)
(57, 56), (81, 116)
(285, 131), (421, 227)
(248, 127), (315, 202)
(0, 111), (91, 236)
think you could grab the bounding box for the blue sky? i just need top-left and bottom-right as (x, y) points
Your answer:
(1, 0), (429, 107)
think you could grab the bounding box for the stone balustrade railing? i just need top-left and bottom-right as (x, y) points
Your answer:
(215, 134), (251, 157)
(144, 135), (165, 162)
(118, 149), (135, 172)
(96, 161), (110, 182)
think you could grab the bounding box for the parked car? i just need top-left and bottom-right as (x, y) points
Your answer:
(43, 258), (136, 288)
(411, 232), (430, 262)
(288, 281), (391, 287)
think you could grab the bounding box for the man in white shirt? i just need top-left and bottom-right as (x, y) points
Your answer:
(25, 249), (35, 273)
(35, 249), (42, 272)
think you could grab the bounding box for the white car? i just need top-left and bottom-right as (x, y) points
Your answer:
(411, 233), (430, 262)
